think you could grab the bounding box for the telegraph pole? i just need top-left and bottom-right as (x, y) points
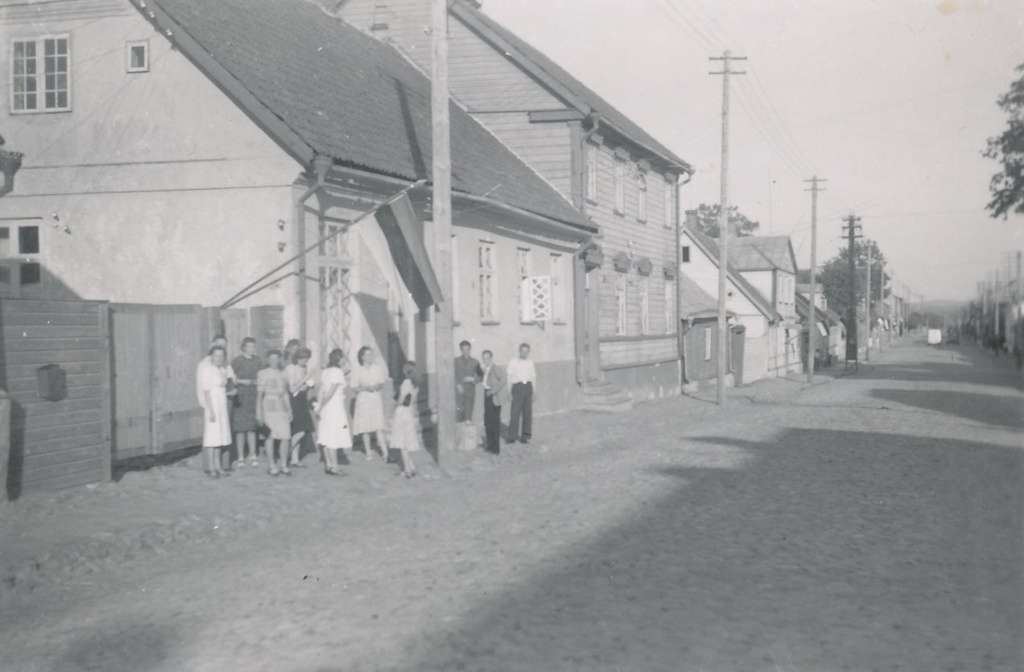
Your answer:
(710, 50), (745, 406)
(431, 0), (456, 460)
(804, 176), (825, 382)
(877, 259), (884, 353)
(865, 244), (872, 362)
(842, 214), (862, 369)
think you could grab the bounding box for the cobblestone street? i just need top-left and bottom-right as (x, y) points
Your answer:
(1, 338), (1021, 672)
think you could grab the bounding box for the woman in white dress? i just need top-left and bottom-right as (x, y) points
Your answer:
(199, 345), (232, 479)
(351, 346), (389, 461)
(317, 348), (353, 476)
(390, 361), (421, 478)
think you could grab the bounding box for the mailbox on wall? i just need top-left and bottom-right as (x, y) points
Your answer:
(36, 364), (67, 402)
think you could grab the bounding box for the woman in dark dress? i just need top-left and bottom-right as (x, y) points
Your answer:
(230, 337), (263, 468)
(284, 347), (316, 471)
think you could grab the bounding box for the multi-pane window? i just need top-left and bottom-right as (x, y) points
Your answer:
(615, 272), (627, 335)
(585, 143), (599, 202)
(126, 40), (149, 73)
(664, 179), (674, 228)
(478, 242), (496, 321)
(517, 247), (531, 322)
(614, 159), (626, 214)
(550, 253), (567, 323)
(664, 281), (673, 334)
(12, 37), (70, 112)
(637, 172), (648, 222)
(639, 276), (650, 334)
(0, 225), (41, 290)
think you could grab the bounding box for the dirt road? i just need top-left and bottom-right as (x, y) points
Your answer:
(1, 339), (1021, 671)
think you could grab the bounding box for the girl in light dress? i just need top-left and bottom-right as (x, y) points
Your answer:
(389, 361), (421, 478)
(199, 346), (232, 479)
(350, 347), (389, 461)
(256, 349), (292, 476)
(316, 348), (353, 476)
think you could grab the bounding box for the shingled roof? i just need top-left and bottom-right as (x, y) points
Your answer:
(450, 0), (693, 174)
(679, 274), (731, 321)
(685, 230), (782, 322)
(726, 236), (797, 274)
(140, 0), (592, 231)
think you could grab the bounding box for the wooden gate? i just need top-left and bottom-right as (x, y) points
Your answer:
(111, 304), (203, 459)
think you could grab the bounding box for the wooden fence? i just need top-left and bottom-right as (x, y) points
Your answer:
(0, 299), (112, 497)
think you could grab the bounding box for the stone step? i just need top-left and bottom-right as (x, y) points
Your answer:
(580, 398), (634, 413)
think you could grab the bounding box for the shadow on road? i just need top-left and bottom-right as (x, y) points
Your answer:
(870, 388), (1024, 430)
(48, 621), (178, 672)
(855, 344), (1023, 390)
(397, 427), (1022, 672)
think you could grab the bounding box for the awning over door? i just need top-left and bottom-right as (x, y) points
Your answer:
(375, 193), (444, 312)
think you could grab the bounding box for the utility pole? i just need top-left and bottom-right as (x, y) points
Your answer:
(842, 214), (862, 368)
(877, 259), (884, 353)
(710, 50), (745, 406)
(865, 244), (872, 362)
(804, 176), (825, 382)
(431, 0), (456, 461)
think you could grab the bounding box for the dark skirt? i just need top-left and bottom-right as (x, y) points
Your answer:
(231, 384), (260, 433)
(290, 392), (315, 435)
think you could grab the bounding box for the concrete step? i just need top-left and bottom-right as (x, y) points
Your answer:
(581, 382), (634, 413)
(580, 398), (634, 413)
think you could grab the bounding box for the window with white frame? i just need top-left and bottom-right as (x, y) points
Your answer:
(664, 280), (673, 334)
(585, 143), (599, 203)
(704, 326), (712, 360)
(516, 247), (531, 322)
(637, 172), (648, 222)
(664, 179), (674, 228)
(11, 36), (70, 113)
(0, 224), (42, 292)
(615, 272), (627, 335)
(550, 253), (567, 323)
(126, 40), (149, 73)
(614, 159), (626, 214)
(478, 242), (497, 322)
(639, 276), (650, 333)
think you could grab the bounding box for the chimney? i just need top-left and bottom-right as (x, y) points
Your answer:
(684, 209), (698, 231)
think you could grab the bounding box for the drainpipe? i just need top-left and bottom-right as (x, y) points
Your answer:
(295, 154), (333, 343)
(675, 169), (693, 388)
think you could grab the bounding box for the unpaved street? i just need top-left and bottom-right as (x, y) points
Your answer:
(1, 339), (1022, 672)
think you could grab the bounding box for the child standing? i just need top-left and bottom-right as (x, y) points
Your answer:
(389, 361), (421, 478)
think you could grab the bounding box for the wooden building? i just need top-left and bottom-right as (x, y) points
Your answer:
(333, 0), (695, 407)
(0, 0), (597, 493)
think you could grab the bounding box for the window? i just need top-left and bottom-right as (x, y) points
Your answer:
(516, 247), (531, 322)
(664, 179), (675, 229)
(664, 281), (674, 334)
(126, 40), (149, 73)
(0, 227), (10, 257)
(19, 225), (39, 254)
(704, 326), (712, 360)
(681, 245), (691, 263)
(11, 36), (70, 112)
(550, 253), (567, 323)
(637, 172), (648, 222)
(615, 272), (627, 335)
(614, 159), (626, 214)
(585, 143), (599, 203)
(478, 242), (496, 322)
(639, 276), (650, 333)
(20, 262), (40, 285)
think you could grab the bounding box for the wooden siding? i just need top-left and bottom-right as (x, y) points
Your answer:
(599, 336), (676, 369)
(472, 112), (573, 201)
(335, 0), (433, 67)
(0, 0), (129, 23)
(1, 299), (111, 496)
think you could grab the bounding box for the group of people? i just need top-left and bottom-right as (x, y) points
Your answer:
(454, 340), (537, 455)
(195, 337), (423, 480)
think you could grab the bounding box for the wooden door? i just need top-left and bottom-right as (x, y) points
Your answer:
(221, 308), (248, 359)
(110, 305), (152, 460)
(152, 306), (204, 452)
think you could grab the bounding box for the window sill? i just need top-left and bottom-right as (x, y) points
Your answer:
(481, 320), (501, 326)
(552, 320), (567, 326)
(585, 196), (598, 205)
(637, 218), (647, 224)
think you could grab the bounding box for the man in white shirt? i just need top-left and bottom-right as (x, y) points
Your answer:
(506, 342), (536, 444)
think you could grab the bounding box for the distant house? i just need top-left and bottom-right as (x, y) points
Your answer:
(0, 0), (598, 433)
(333, 0), (695, 406)
(678, 227), (781, 384)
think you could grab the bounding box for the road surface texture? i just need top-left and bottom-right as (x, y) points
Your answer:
(1, 338), (1021, 672)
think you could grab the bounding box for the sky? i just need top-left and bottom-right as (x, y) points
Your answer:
(480, 0), (1024, 302)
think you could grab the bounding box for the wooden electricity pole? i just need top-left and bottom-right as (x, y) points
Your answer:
(804, 176), (825, 382)
(865, 244), (872, 362)
(710, 50), (745, 406)
(432, 0), (456, 460)
(842, 214), (862, 368)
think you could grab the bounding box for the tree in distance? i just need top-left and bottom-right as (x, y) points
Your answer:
(687, 203), (760, 238)
(985, 62), (1024, 219)
(818, 239), (889, 323)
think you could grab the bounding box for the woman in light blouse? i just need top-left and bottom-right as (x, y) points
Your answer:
(350, 346), (389, 461)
